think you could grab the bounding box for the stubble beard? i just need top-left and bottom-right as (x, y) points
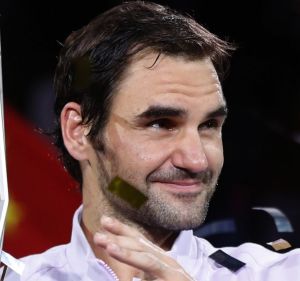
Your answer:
(130, 179), (218, 231)
(96, 146), (219, 231)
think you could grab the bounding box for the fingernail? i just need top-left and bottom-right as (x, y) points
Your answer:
(95, 232), (107, 241)
(101, 215), (114, 225)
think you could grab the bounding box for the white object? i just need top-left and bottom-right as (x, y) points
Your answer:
(0, 32), (9, 258)
(0, 32), (25, 276)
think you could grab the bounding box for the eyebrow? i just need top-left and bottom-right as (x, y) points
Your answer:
(206, 105), (228, 119)
(136, 105), (187, 120)
(135, 104), (228, 121)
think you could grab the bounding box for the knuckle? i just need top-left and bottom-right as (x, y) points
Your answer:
(144, 253), (162, 272)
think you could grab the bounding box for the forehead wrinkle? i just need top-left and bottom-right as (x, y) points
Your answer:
(158, 66), (219, 83)
(154, 69), (222, 98)
(155, 57), (218, 80)
(158, 83), (222, 98)
(120, 55), (217, 91)
(111, 54), (224, 117)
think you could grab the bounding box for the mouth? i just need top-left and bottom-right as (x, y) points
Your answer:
(151, 180), (204, 193)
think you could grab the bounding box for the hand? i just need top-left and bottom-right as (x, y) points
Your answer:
(93, 216), (195, 281)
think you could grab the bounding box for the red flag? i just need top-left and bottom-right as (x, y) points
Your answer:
(3, 106), (81, 257)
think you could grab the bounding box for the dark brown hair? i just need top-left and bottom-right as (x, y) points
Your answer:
(53, 1), (234, 185)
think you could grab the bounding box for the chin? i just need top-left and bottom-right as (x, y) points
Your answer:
(163, 210), (209, 231)
(135, 200), (210, 231)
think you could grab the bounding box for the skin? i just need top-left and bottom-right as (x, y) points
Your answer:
(61, 53), (227, 280)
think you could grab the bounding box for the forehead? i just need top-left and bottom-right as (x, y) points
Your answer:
(111, 53), (224, 115)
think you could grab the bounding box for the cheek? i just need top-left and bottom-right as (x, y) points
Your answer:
(109, 141), (166, 189)
(204, 139), (224, 171)
(106, 129), (169, 180)
(115, 140), (166, 170)
(105, 123), (181, 176)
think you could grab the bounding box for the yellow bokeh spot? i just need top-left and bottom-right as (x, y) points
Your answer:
(5, 199), (23, 234)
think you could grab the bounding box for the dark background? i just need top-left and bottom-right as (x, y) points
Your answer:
(1, 0), (300, 253)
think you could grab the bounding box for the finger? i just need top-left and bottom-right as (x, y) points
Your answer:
(94, 232), (146, 252)
(94, 231), (166, 258)
(106, 243), (166, 277)
(100, 216), (165, 253)
(94, 230), (179, 276)
(105, 244), (192, 281)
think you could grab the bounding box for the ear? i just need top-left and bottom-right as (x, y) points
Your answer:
(60, 102), (91, 161)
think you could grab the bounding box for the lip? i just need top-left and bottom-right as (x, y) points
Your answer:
(152, 180), (203, 192)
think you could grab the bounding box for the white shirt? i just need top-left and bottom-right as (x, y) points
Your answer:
(4, 206), (300, 280)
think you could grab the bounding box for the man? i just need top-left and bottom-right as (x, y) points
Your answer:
(5, 1), (300, 280)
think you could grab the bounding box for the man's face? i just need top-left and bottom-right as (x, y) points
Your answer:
(93, 53), (226, 230)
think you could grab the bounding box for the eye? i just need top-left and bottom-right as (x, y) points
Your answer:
(199, 119), (220, 130)
(147, 118), (176, 130)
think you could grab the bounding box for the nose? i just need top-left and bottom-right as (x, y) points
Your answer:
(171, 130), (209, 173)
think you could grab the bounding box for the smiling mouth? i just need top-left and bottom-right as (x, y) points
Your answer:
(152, 180), (204, 193)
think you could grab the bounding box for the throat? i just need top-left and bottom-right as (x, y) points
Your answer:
(80, 202), (180, 279)
(140, 224), (179, 251)
(81, 219), (178, 281)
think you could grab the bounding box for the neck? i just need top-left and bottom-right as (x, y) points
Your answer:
(132, 221), (178, 250)
(81, 187), (179, 280)
(82, 197), (179, 246)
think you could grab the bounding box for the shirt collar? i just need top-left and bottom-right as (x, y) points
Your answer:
(170, 230), (197, 258)
(66, 206), (207, 279)
(66, 206), (96, 276)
